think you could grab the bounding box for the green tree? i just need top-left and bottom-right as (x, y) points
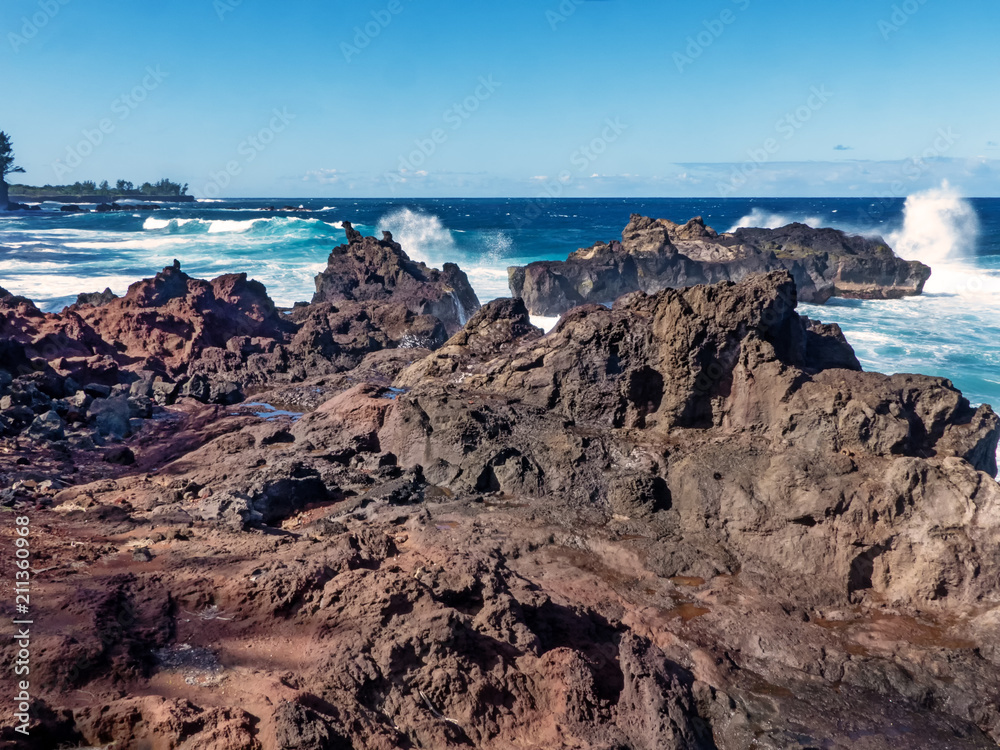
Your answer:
(0, 131), (25, 181)
(0, 131), (25, 208)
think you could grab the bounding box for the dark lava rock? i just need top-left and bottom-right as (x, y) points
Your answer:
(509, 213), (932, 315)
(312, 223), (480, 337)
(75, 288), (119, 307)
(104, 445), (136, 465)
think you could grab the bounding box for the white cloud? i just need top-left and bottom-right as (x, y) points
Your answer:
(303, 168), (341, 184)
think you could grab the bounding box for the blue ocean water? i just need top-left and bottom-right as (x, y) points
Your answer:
(1, 195), (998, 420)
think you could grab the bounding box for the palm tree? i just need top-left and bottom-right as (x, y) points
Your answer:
(0, 131), (25, 209)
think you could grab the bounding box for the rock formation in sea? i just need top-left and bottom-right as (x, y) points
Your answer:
(312, 223), (480, 336)
(1, 228), (999, 748)
(509, 214), (933, 315)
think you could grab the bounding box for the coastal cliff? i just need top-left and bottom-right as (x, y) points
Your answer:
(1, 226), (999, 748)
(509, 214), (932, 316)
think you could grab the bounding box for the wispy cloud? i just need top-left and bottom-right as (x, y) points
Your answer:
(303, 168), (341, 184)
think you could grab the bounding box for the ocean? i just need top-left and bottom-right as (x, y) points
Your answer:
(1, 191), (998, 425)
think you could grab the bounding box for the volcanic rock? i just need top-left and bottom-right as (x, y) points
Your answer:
(509, 214), (932, 315)
(313, 224), (480, 335)
(4, 262), (1000, 749)
(75, 287), (119, 307)
(383, 271), (1000, 608)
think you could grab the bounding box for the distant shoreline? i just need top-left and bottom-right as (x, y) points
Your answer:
(8, 194), (195, 204)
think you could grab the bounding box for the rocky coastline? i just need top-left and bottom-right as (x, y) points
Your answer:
(6, 194), (195, 205)
(1, 223), (999, 749)
(509, 214), (932, 316)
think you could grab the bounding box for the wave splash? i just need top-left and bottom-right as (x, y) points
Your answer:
(377, 208), (456, 265)
(727, 208), (824, 233)
(142, 216), (341, 236)
(887, 181), (980, 265)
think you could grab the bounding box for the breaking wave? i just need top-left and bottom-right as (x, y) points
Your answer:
(727, 209), (824, 233)
(887, 181), (980, 264)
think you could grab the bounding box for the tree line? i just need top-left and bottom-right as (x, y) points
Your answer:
(2, 130), (188, 198)
(9, 178), (189, 198)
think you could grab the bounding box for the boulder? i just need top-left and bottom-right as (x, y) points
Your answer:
(26, 410), (65, 442)
(74, 288), (119, 307)
(89, 395), (132, 440)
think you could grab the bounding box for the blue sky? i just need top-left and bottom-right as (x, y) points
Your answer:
(2, 0), (999, 197)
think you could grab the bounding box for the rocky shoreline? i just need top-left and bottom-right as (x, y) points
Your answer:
(1, 223), (999, 749)
(6, 194), (196, 205)
(509, 214), (932, 315)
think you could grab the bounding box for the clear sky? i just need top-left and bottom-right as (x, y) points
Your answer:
(2, 0), (999, 197)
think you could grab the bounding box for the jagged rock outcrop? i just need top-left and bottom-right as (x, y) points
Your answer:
(395, 297), (543, 387)
(0, 264), (292, 381)
(385, 272), (999, 609)
(509, 214), (932, 315)
(313, 223), (480, 335)
(0, 231), (484, 422)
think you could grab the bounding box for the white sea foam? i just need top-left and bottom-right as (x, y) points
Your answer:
(65, 237), (185, 251)
(887, 181), (980, 264)
(0, 274), (140, 304)
(208, 219), (263, 233)
(377, 208), (456, 265)
(920, 260), (1000, 298)
(529, 315), (561, 333)
(727, 209), (824, 233)
(0, 259), (68, 271)
(465, 267), (512, 304)
(143, 217), (198, 230)
(140, 216), (341, 235)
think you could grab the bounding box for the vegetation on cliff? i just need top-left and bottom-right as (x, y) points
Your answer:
(10, 177), (189, 198)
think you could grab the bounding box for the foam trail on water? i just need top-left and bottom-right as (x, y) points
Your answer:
(728, 208), (824, 233)
(141, 216), (343, 236)
(377, 208), (456, 265)
(887, 181), (980, 264)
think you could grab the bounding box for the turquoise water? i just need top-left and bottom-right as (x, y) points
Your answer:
(1, 196), (998, 419)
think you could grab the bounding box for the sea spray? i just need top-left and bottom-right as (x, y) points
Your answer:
(377, 208), (456, 266)
(888, 181), (980, 264)
(728, 209), (824, 232)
